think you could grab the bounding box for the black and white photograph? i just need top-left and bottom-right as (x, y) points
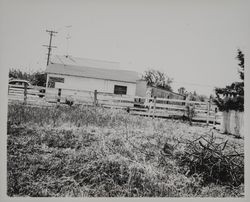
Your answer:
(0, 0), (249, 199)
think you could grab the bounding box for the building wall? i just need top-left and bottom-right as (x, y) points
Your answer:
(149, 86), (185, 100)
(46, 73), (136, 96)
(135, 80), (147, 97)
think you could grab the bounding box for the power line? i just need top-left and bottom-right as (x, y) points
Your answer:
(43, 30), (58, 66)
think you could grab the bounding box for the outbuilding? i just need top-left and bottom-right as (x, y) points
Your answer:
(45, 55), (139, 96)
(136, 80), (185, 100)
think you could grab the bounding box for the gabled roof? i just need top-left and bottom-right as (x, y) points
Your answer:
(45, 55), (139, 83)
(51, 55), (120, 69)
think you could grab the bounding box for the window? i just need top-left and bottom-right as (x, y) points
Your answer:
(114, 85), (127, 95)
(48, 76), (64, 88)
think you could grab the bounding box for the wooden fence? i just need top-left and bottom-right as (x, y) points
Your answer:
(8, 85), (221, 125)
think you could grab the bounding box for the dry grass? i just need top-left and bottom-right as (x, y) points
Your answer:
(7, 103), (244, 197)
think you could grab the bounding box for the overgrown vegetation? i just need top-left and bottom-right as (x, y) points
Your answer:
(7, 104), (244, 197)
(177, 134), (244, 186)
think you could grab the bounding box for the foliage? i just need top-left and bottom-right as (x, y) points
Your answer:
(9, 68), (47, 87)
(178, 87), (186, 95)
(214, 49), (244, 112)
(65, 96), (74, 106)
(32, 71), (47, 87)
(178, 133), (244, 186)
(142, 69), (173, 91)
(236, 49), (244, 80)
(9, 68), (33, 81)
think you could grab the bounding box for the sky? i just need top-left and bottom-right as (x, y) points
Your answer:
(0, 0), (249, 96)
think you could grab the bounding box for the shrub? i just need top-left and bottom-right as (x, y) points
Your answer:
(177, 133), (244, 186)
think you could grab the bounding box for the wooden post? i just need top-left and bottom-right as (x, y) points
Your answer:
(57, 88), (61, 105)
(153, 96), (156, 119)
(206, 99), (211, 126)
(213, 107), (217, 128)
(119, 94), (122, 107)
(206, 101), (209, 126)
(24, 83), (27, 104)
(147, 98), (152, 117)
(94, 90), (97, 107)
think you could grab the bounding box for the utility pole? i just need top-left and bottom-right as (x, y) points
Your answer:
(43, 30), (58, 66)
(65, 25), (72, 57)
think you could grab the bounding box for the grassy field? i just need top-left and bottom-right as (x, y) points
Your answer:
(7, 103), (244, 197)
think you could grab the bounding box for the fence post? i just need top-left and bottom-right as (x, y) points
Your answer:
(57, 88), (61, 105)
(153, 96), (156, 119)
(206, 101), (209, 126)
(94, 90), (97, 107)
(213, 107), (217, 128)
(24, 83), (27, 104)
(206, 99), (211, 126)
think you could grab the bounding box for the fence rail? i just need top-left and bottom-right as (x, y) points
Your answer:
(8, 85), (220, 125)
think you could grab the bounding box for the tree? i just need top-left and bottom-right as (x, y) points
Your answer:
(214, 49), (244, 111)
(9, 68), (33, 81)
(31, 72), (47, 87)
(142, 69), (173, 91)
(178, 87), (186, 95)
(237, 49), (244, 80)
(9, 68), (47, 87)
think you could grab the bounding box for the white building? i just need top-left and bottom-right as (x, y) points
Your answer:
(45, 55), (139, 96)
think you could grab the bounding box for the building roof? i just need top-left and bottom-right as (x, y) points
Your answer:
(45, 55), (139, 83)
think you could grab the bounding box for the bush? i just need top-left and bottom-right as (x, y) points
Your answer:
(177, 133), (244, 186)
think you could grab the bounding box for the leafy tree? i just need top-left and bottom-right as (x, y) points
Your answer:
(237, 49), (244, 80)
(9, 68), (33, 81)
(178, 87), (186, 95)
(214, 49), (244, 112)
(31, 72), (47, 87)
(9, 68), (47, 87)
(142, 69), (173, 91)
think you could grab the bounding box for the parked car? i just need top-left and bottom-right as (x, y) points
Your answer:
(9, 79), (31, 89)
(9, 79), (45, 97)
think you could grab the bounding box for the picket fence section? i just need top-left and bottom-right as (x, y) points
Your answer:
(8, 85), (220, 125)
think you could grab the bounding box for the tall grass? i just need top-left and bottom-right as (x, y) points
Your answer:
(8, 104), (135, 127)
(7, 103), (244, 197)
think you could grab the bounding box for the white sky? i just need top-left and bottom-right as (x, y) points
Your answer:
(0, 0), (249, 96)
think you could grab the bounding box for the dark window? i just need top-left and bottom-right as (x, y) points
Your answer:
(114, 85), (127, 95)
(48, 77), (64, 88)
